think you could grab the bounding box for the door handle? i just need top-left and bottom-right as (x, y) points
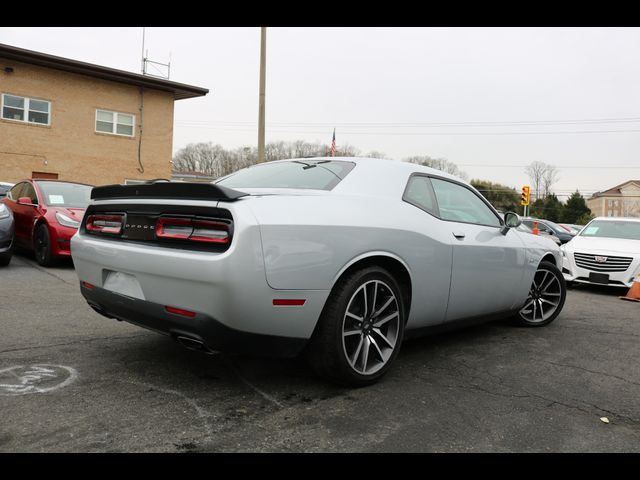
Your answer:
(452, 231), (466, 239)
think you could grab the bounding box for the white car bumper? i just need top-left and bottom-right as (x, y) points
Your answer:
(562, 251), (640, 288)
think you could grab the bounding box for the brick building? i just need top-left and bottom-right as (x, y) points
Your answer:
(587, 180), (640, 218)
(0, 43), (207, 186)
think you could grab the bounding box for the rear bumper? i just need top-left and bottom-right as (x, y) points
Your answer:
(81, 283), (307, 357)
(71, 221), (330, 342)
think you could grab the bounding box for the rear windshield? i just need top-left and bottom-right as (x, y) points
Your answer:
(37, 181), (92, 208)
(216, 160), (355, 191)
(580, 220), (640, 241)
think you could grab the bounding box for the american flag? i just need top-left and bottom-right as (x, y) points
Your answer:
(330, 128), (336, 157)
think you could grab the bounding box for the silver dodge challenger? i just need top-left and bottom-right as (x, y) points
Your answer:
(71, 157), (566, 386)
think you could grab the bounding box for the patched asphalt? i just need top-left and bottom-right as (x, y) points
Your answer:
(1, 253), (639, 452)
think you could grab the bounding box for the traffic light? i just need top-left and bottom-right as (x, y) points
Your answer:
(521, 185), (530, 206)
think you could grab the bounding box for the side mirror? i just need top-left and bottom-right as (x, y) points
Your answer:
(17, 196), (34, 205)
(501, 212), (521, 235)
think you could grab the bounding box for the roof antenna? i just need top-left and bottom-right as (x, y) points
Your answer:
(140, 27), (146, 74)
(140, 27), (171, 79)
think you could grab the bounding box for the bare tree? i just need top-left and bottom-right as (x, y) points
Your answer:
(542, 164), (559, 198)
(525, 161), (559, 199)
(173, 141), (472, 182)
(364, 151), (388, 159)
(404, 155), (468, 180)
(525, 161), (547, 201)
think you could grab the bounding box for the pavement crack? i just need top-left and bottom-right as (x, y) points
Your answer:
(0, 333), (152, 355)
(222, 356), (284, 409)
(119, 379), (215, 440)
(542, 360), (640, 388)
(14, 257), (74, 285)
(416, 363), (640, 426)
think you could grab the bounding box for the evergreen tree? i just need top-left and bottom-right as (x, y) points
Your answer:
(575, 212), (595, 226)
(562, 190), (591, 223)
(530, 195), (563, 222)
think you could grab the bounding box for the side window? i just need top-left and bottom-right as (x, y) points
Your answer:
(8, 183), (25, 201)
(403, 175), (439, 216)
(431, 178), (501, 227)
(22, 183), (38, 204)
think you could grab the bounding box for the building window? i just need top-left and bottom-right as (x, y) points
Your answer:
(95, 109), (135, 137)
(1, 93), (50, 125)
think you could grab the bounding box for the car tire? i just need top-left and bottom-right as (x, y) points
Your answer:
(34, 223), (55, 267)
(306, 266), (405, 387)
(0, 242), (12, 266)
(512, 260), (566, 327)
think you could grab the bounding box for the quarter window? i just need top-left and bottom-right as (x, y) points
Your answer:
(431, 178), (501, 227)
(1, 94), (50, 125)
(96, 109), (135, 137)
(403, 175), (439, 216)
(21, 183), (38, 204)
(8, 183), (26, 201)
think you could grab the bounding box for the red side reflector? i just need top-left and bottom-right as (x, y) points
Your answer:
(82, 281), (95, 290)
(272, 299), (306, 306)
(164, 306), (197, 318)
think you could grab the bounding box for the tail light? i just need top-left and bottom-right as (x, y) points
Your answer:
(86, 214), (124, 234)
(156, 217), (230, 244)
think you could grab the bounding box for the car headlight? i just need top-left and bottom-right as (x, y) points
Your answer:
(55, 212), (80, 228)
(0, 203), (10, 219)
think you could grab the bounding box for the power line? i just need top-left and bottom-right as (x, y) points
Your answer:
(175, 124), (640, 136)
(176, 116), (640, 127)
(459, 164), (640, 169)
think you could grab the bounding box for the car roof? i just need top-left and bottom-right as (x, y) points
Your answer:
(15, 179), (94, 187)
(258, 156), (461, 178)
(230, 156), (466, 199)
(592, 216), (640, 223)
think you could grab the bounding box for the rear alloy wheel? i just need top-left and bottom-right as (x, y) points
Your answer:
(34, 223), (55, 267)
(306, 266), (405, 386)
(513, 260), (566, 326)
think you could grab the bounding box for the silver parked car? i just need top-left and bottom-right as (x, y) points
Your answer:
(71, 158), (566, 386)
(0, 202), (15, 266)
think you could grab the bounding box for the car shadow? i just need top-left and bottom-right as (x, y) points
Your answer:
(14, 249), (75, 269)
(568, 281), (630, 297)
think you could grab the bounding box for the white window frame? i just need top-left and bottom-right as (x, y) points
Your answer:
(1, 93), (51, 126)
(95, 109), (136, 137)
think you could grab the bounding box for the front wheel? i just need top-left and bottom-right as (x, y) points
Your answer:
(34, 223), (55, 267)
(306, 266), (405, 387)
(512, 260), (566, 327)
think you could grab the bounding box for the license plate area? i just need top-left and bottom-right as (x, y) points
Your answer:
(589, 272), (610, 285)
(103, 270), (145, 300)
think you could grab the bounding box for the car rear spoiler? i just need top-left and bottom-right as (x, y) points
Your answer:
(91, 182), (248, 201)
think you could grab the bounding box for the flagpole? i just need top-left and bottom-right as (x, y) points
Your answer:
(257, 27), (267, 163)
(330, 128), (336, 157)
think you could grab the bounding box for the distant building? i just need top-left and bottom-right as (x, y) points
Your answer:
(0, 43), (208, 186)
(587, 180), (640, 218)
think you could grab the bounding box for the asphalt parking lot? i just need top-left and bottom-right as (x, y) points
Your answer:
(1, 253), (639, 452)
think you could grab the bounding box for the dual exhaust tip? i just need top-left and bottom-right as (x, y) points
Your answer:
(174, 335), (217, 355)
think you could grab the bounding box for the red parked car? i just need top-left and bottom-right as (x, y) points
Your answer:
(1, 179), (92, 266)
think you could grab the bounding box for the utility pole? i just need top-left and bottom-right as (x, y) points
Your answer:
(257, 27), (267, 163)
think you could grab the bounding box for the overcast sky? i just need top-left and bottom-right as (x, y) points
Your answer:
(2, 27), (639, 198)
